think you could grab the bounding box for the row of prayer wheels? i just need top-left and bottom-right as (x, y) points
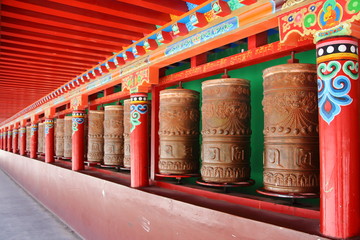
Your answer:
(51, 101), (131, 167)
(159, 63), (319, 194)
(20, 63), (319, 194)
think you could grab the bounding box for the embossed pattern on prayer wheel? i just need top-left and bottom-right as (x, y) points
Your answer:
(87, 110), (104, 163)
(63, 116), (72, 159)
(123, 100), (131, 168)
(55, 118), (64, 157)
(263, 63), (319, 193)
(104, 105), (124, 166)
(201, 78), (251, 183)
(26, 126), (30, 153)
(159, 89), (200, 174)
(37, 123), (44, 154)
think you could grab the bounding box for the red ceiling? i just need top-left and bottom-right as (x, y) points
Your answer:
(0, 0), (207, 123)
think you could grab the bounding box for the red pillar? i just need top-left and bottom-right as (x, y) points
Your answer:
(0, 130), (3, 150)
(12, 128), (18, 154)
(317, 36), (360, 238)
(7, 129), (12, 152)
(30, 123), (38, 159)
(45, 119), (55, 163)
(130, 93), (149, 188)
(3, 130), (7, 151)
(72, 110), (85, 171)
(19, 126), (26, 156)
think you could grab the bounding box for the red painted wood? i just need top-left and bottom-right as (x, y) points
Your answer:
(1, 6), (145, 40)
(1, 43), (106, 63)
(191, 53), (208, 67)
(248, 31), (268, 49)
(71, 111), (85, 171)
(159, 39), (314, 86)
(3, 130), (7, 151)
(118, 0), (188, 16)
(130, 93), (149, 187)
(1, 35), (112, 57)
(7, 129), (12, 152)
(30, 124), (38, 159)
(20, 126), (26, 156)
(1, 27), (121, 52)
(1, 21), (131, 47)
(51, 0), (171, 25)
(0, 65), (75, 78)
(317, 36), (360, 239)
(154, 181), (320, 220)
(12, 128), (18, 154)
(44, 119), (55, 163)
(0, 153), (324, 240)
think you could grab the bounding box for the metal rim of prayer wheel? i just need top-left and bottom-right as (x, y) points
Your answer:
(262, 63), (319, 193)
(201, 78), (252, 183)
(158, 88), (200, 175)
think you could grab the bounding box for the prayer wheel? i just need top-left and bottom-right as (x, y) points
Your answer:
(123, 100), (131, 168)
(55, 118), (64, 157)
(63, 116), (72, 159)
(159, 89), (200, 174)
(262, 63), (319, 193)
(104, 105), (124, 166)
(87, 110), (104, 163)
(201, 78), (251, 183)
(37, 122), (44, 154)
(26, 126), (30, 153)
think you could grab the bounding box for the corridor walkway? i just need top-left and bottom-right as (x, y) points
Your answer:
(0, 168), (81, 240)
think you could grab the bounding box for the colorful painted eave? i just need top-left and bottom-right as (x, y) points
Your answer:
(1, 0), (319, 128)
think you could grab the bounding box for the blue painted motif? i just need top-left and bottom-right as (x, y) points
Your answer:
(165, 17), (239, 56)
(130, 104), (148, 133)
(317, 60), (357, 124)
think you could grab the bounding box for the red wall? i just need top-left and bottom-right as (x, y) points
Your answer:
(0, 150), (326, 240)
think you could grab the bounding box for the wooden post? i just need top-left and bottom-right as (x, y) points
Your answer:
(317, 36), (360, 238)
(130, 93), (149, 187)
(72, 110), (86, 171)
(19, 126), (26, 156)
(12, 127), (18, 154)
(7, 127), (12, 152)
(30, 123), (38, 159)
(45, 119), (55, 163)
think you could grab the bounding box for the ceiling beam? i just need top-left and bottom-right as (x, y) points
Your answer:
(1, 35), (112, 57)
(1, 43), (106, 62)
(1, 27), (121, 52)
(2, 5), (152, 36)
(44, 0), (171, 25)
(1, 51), (95, 67)
(120, 0), (188, 16)
(0, 65), (76, 78)
(0, 60), (82, 75)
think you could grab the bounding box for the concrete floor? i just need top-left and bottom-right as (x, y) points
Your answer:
(0, 168), (81, 240)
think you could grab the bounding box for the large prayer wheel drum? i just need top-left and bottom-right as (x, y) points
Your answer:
(201, 78), (251, 183)
(262, 63), (319, 193)
(55, 118), (64, 157)
(123, 100), (131, 168)
(63, 116), (72, 159)
(159, 89), (200, 174)
(87, 110), (104, 163)
(104, 105), (124, 166)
